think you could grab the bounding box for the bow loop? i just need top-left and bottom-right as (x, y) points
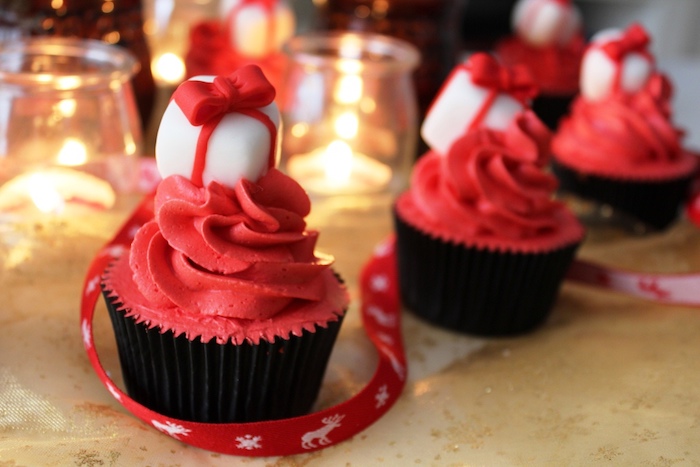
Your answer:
(600, 23), (651, 62)
(174, 65), (276, 127)
(465, 53), (537, 103)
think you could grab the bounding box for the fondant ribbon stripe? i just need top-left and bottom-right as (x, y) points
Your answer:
(80, 195), (406, 457)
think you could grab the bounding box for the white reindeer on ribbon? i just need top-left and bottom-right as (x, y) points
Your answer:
(301, 414), (345, 450)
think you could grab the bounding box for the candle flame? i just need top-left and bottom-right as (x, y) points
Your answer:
(153, 53), (186, 85)
(56, 138), (88, 166)
(334, 111), (359, 139)
(0, 168), (116, 214)
(334, 74), (363, 104)
(57, 99), (77, 118)
(323, 140), (353, 185)
(28, 173), (66, 214)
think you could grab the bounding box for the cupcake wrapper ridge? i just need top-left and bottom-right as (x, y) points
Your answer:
(551, 160), (695, 231)
(394, 210), (580, 336)
(103, 288), (345, 423)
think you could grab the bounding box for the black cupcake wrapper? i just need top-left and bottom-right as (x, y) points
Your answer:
(103, 287), (345, 423)
(394, 210), (580, 336)
(551, 160), (695, 231)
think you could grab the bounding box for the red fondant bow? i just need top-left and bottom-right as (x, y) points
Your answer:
(174, 65), (276, 127)
(173, 65), (278, 187)
(464, 53), (537, 103)
(600, 23), (651, 62)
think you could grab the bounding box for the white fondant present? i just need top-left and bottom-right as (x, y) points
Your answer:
(421, 67), (524, 156)
(155, 75), (280, 188)
(220, 0), (295, 58)
(512, 0), (581, 47)
(580, 28), (654, 101)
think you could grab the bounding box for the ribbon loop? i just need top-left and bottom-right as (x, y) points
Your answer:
(601, 23), (651, 62)
(465, 53), (538, 103)
(175, 65), (276, 127)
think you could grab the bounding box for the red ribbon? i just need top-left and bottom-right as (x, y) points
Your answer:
(464, 53), (538, 104)
(600, 23), (651, 62)
(80, 195), (406, 457)
(173, 65), (277, 187)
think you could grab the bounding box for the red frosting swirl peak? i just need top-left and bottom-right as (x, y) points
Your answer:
(129, 169), (332, 321)
(410, 110), (563, 240)
(552, 73), (697, 179)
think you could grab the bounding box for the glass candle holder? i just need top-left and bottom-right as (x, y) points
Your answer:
(0, 37), (142, 220)
(279, 31), (419, 199)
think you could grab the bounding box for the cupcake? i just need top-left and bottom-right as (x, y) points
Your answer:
(496, 0), (585, 129)
(101, 65), (349, 423)
(394, 53), (585, 336)
(184, 0), (294, 91)
(551, 23), (699, 231)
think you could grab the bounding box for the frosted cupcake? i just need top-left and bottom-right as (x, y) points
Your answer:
(496, 0), (585, 129)
(101, 65), (349, 422)
(394, 53), (584, 336)
(551, 23), (699, 231)
(184, 0), (294, 91)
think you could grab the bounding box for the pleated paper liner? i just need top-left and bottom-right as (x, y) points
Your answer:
(393, 210), (581, 336)
(102, 285), (346, 423)
(551, 160), (696, 231)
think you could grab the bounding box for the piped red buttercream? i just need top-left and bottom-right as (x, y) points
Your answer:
(397, 110), (584, 252)
(103, 169), (348, 345)
(552, 73), (699, 180)
(496, 35), (585, 95)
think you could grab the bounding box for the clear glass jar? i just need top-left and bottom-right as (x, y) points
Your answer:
(279, 31), (419, 199)
(0, 37), (142, 218)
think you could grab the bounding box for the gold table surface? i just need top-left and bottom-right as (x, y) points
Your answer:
(1, 191), (700, 467)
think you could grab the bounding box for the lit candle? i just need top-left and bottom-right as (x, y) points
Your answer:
(0, 167), (116, 217)
(288, 139), (392, 195)
(280, 31), (419, 201)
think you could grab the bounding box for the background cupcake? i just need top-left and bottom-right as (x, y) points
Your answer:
(496, 0), (586, 129)
(551, 23), (699, 231)
(184, 0), (295, 91)
(394, 53), (585, 336)
(102, 65), (348, 423)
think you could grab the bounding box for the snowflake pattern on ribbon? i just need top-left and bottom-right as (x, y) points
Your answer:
(152, 420), (192, 440)
(81, 319), (92, 350)
(375, 385), (390, 408)
(235, 434), (262, 450)
(80, 202), (407, 457)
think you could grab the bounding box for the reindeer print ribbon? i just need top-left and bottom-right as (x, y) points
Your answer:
(80, 197), (406, 457)
(81, 159), (700, 456)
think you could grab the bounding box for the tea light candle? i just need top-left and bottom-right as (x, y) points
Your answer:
(280, 32), (420, 199)
(0, 167), (116, 218)
(288, 140), (392, 195)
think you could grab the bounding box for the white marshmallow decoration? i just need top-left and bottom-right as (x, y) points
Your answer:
(421, 67), (524, 156)
(579, 27), (654, 102)
(155, 75), (280, 188)
(219, 0), (295, 58)
(512, 0), (582, 47)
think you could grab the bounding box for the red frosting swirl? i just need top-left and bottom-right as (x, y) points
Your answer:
(496, 35), (585, 95)
(552, 73), (698, 180)
(128, 169), (332, 321)
(402, 110), (582, 249)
